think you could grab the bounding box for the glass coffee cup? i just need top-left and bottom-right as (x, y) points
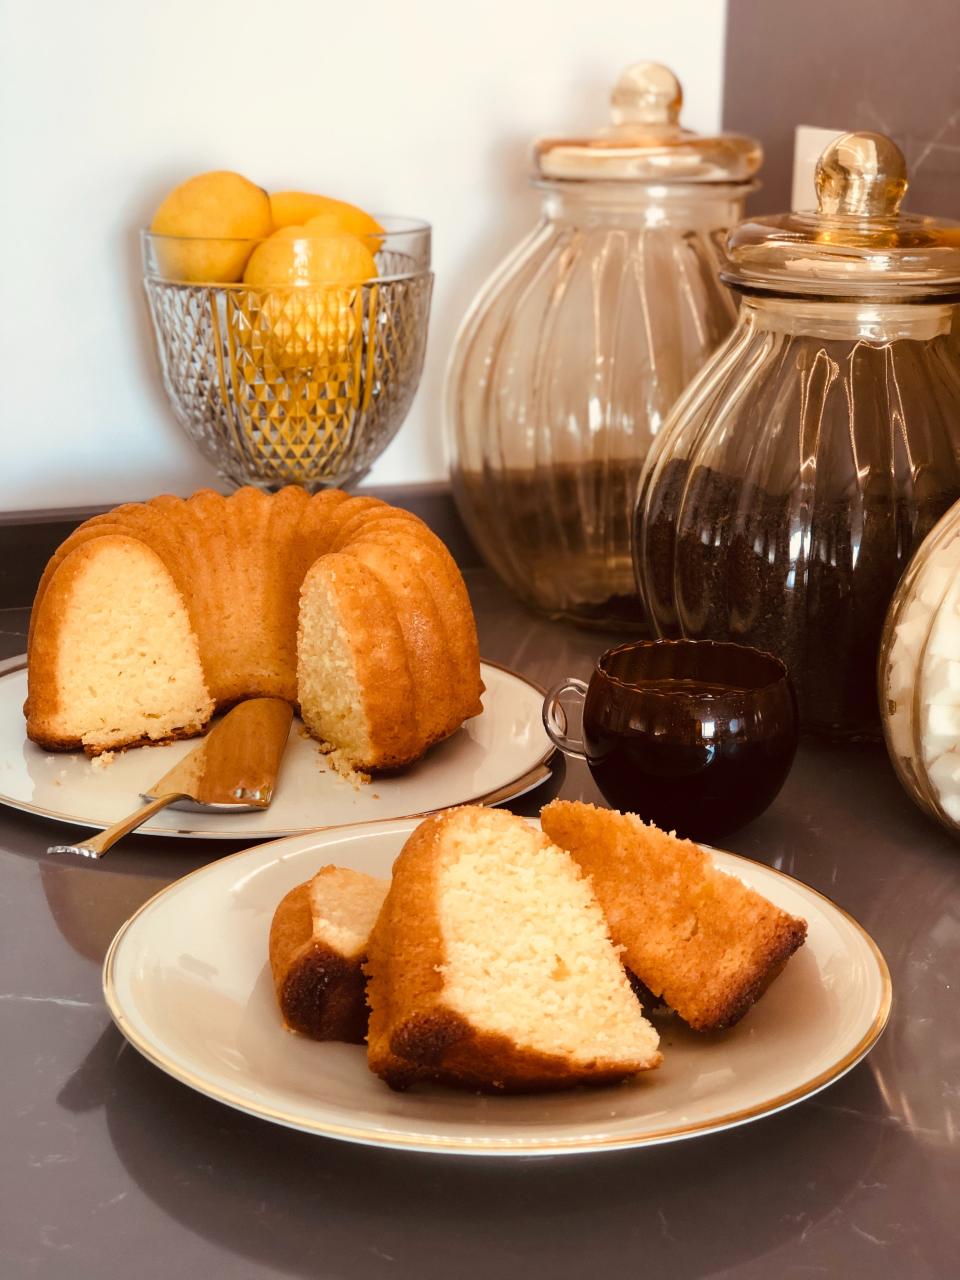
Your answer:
(542, 639), (798, 842)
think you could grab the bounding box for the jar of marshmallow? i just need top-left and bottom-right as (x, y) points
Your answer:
(881, 501), (960, 834)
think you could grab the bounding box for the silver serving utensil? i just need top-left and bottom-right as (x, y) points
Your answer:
(47, 698), (293, 859)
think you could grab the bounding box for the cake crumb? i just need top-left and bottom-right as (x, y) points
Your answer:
(327, 750), (371, 789)
(313, 742), (369, 788)
(91, 751), (117, 771)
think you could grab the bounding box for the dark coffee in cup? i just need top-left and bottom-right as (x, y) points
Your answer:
(543, 640), (797, 842)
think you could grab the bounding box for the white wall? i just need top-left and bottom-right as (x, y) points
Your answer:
(0, 0), (728, 511)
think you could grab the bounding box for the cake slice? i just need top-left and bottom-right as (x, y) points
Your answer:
(26, 535), (214, 754)
(269, 865), (388, 1043)
(540, 800), (807, 1031)
(296, 552), (424, 773)
(365, 806), (662, 1092)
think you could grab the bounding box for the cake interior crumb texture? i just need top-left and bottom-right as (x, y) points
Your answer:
(297, 570), (372, 765)
(436, 808), (660, 1066)
(52, 541), (213, 751)
(309, 866), (388, 958)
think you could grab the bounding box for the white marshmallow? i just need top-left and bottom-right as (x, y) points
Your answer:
(924, 702), (960, 743)
(927, 750), (960, 793)
(896, 609), (932, 662)
(918, 561), (957, 608)
(924, 660), (960, 704)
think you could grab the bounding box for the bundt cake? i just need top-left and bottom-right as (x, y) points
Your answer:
(269, 865), (388, 1043)
(540, 800), (807, 1031)
(25, 486), (483, 768)
(365, 806), (662, 1092)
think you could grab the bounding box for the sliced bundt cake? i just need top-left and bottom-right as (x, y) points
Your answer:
(269, 865), (388, 1043)
(365, 806), (662, 1092)
(26, 486), (483, 767)
(540, 800), (807, 1031)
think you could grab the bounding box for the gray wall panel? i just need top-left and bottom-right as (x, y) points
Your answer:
(723, 0), (960, 216)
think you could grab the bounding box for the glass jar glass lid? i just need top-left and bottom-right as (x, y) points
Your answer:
(534, 63), (762, 184)
(723, 132), (960, 300)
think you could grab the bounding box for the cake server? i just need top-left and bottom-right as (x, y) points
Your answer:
(47, 697), (293, 859)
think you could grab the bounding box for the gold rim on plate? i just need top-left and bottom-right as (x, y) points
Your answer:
(101, 822), (893, 1155)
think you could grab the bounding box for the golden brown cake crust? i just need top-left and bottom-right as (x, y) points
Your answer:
(26, 486), (484, 763)
(540, 800), (807, 1032)
(375, 1007), (650, 1094)
(31, 721), (209, 757)
(268, 881), (369, 1044)
(365, 809), (659, 1093)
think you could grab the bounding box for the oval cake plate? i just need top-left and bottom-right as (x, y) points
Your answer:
(103, 817), (892, 1157)
(0, 658), (553, 838)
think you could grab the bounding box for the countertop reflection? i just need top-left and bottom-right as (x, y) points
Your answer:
(1, 576), (958, 1279)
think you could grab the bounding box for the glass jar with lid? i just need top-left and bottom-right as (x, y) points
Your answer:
(880, 498), (960, 833)
(634, 132), (960, 738)
(446, 63), (761, 629)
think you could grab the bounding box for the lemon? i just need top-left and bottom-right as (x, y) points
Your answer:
(242, 226), (378, 371)
(270, 192), (384, 246)
(150, 170), (272, 283)
(243, 225), (376, 286)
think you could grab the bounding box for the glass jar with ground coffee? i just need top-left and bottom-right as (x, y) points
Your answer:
(446, 63), (761, 629)
(634, 132), (960, 738)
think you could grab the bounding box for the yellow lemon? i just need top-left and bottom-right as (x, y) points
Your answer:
(270, 191), (384, 245)
(150, 170), (272, 283)
(242, 226), (378, 371)
(243, 225), (376, 286)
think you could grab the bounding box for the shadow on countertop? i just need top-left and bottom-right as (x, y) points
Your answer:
(53, 1021), (908, 1280)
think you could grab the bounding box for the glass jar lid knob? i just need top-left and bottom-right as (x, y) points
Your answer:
(610, 63), (682, 127)
(533, 61), (760, 183)
(723, 129), (960, 298)
(815, 132), (908, 218)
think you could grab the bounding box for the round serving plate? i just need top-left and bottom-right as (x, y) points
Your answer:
(0, 657), (553, 838)
(104, 817), (892, 1157)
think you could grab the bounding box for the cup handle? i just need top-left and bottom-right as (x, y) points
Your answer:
(542, 678), (589, 761)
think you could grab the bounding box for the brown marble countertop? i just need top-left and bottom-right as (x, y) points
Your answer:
(1, 572), (958, 1279)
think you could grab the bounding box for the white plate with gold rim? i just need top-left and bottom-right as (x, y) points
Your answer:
(103, 816), (891, 1156)
(0, 657), (553, 839)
